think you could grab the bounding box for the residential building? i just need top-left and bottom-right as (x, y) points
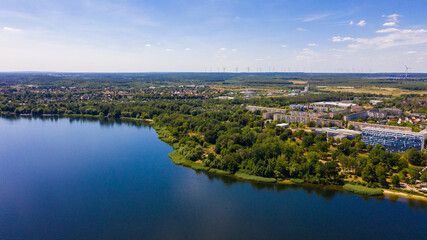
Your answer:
(315, 128), (361, 140)
(329, 109), (350, 118)
(343, 111), (369, 121)
(367, 110), (387, 119)
(289, 111), (328, 118)
(311, 101), (356, 108)
(362, 128), (426, 152)
(311, 106), (329, 112)
(263, 112), (276, 119)
(351, 105), (364, 112)
(289, 104), (307, 111)
(247, 106), (287, 114)
(272, 114), (343, 127)
(348, 122), (412, 132)
(379, 108), (402, 116)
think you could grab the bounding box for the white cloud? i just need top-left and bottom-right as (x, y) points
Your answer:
(376, 28), (399, 33)
(300, 13), (332, 22)
(219, 47), (227, 51)
(280, 44), (287, 48)
(332, 36), (354, 42)
(145, 44), (152, 47)
(255, 58), (264, 61)
(356, 20), (366, 27)
(349, 21), (354, 25)
(381, 14), (400, 28)
(165, 48), (173, 52)
(3, 26), (21, 32)
(295, 47), (321, 62)
(307, 43), (319, 46)
(383, 22), (397, 27)
(377, 28), (427, 34)
(297, 27), (307, 31)
(332, 27), (427, 49)
(184, 48), (191, 51)
(406, 51), (417, 54)
(385, 14), (401, 22)
(231, 49), (238, 52)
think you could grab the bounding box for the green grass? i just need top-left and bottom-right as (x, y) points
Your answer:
(120, 117), (145, 121)
(168, 151), (209, 171)
(234, 172), (277, 183)
(290, 178), (304, 184)
(208, 169), (232, 175)
(64, 114), (103, 118)
(343, 184), (383, 196)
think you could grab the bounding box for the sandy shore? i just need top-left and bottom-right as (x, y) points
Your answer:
(383, 190), (427, 201)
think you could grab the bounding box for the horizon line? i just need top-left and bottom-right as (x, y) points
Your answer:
(1, 71), (427, 74)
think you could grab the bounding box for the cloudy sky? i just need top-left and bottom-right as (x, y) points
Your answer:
(1, 0), (427, 72)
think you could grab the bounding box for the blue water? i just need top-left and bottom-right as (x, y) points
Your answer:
(0, 117), (426, 240)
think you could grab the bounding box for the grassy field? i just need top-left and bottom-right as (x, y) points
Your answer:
(208, 168), (232, 175)
(343, 184), (383, 196)
(289, 80), (307, 85)
(234, 172), (277, 183)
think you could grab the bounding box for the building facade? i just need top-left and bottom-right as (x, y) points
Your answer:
(343, 111), (369, 121)
(272, 114), (343, 127)
(367, 110), (387, 119)
(315, 128), (361, 140)
(289, 111), (328, 118)
(247, 106), (287, 114)
(348, 122), (412, 132)
(362, 128), (426, 152)
(379, 108), (402, 116)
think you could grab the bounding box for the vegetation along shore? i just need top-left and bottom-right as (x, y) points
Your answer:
(1, 73), (427, 200)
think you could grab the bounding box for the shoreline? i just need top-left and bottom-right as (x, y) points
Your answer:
(167, 149), (427, 201)
(383, 190), (427, 201)
(2, 115), (426, 202)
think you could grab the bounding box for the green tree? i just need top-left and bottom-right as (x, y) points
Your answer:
(375, 165), (388, 187)
(391, 175), (400, 186)
(421, 171), (427, 183)
(404, 148), (426, 166)
(337, 138), (352, 156)
(302, 134), (315, 148)
(362, 164), (377, 183)
(204, 129), (218, 144)
(408, 168), (420, 184)
(279, 129), (293, 141)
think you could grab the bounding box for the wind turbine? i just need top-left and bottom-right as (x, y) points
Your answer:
(404, 65), (411, 79)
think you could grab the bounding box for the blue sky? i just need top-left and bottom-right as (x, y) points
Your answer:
(1, 0), (427, 72)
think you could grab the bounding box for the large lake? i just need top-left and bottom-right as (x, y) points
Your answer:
(0, 117), (426, 240)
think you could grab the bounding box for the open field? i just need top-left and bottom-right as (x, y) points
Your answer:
(319, 87), (427, 96)
(289, 80), (307, 85)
